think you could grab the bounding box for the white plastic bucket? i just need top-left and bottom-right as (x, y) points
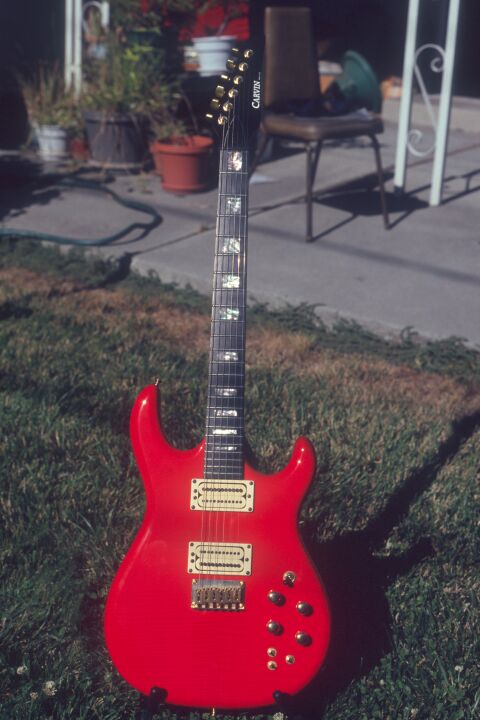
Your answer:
(192, 36), (235, 77)
(36, 125), (69, 160)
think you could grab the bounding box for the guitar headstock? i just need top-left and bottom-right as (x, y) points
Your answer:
(206, 47), (262, 149)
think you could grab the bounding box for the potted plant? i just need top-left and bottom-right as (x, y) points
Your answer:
(190, 1), (243, 76)
(148, 83), (214, 193)
(22, 68), (78, 161)
(81, 35), (153, 168)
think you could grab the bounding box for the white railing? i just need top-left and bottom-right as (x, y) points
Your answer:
(64, 0), (110, 96)
(394, 0), (461, 206)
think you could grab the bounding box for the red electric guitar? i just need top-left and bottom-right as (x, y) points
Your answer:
(104, 48), (330, 714)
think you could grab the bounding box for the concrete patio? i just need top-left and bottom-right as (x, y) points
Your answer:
(1, 98), (479, 348)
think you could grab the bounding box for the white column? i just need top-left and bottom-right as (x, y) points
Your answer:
(429, 0), (461, 206)
(393, 0), (420, 194)
(73, 0), (83, 96)
(64, 0), (73, 89)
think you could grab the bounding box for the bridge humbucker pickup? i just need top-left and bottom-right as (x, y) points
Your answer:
(191, 579), (245, 610)
(187, 541), (252, 576)
(190, 479), (254, 512)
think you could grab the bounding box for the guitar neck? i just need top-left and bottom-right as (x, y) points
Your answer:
(204, 149), (249, 480)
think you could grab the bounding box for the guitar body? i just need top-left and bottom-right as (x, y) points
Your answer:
(104, 384), (330, 710)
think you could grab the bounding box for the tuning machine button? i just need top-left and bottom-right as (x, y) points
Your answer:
(215, 85), (226, 98)
(295, 631), (312, 647)
(282, 571), (296, 587)
(210, 98), (221, 111)
(267, 620), (283, 635)
(226, 58), (237, 71)
(296, 601), (313, 616)
(268, 590), (286, 606)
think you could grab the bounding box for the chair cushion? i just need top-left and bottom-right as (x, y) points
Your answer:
(262, 111), (383, 142)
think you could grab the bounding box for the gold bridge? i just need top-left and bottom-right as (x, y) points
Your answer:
(191, 579), (245, 610)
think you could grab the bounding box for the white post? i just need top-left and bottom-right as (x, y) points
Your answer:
(429, 0), (461, 206)
(64, 0), (73, 89)
(73, 0), (83, 96)
(393, 0), (420, 194)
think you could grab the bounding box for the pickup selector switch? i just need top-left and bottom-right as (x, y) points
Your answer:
(268, 590), (286, 606)
(295, 631), (312, 646)
(267, 620), (283, 635)
(296, 601), (313, 616)
(282, 571), (296, 587)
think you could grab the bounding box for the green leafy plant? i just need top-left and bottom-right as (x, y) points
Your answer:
(22, 66), (79, 129)
(82, 34), (158, 115)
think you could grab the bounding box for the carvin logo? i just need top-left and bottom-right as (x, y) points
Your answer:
(252, 74), (261, 109)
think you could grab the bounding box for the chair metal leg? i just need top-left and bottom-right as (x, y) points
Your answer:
(370, 134), (390, 230)
(249, 127), (270, 179)
(305, 141), (322, 242)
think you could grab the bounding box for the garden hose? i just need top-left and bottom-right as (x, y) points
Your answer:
(0, 176), (161, 247)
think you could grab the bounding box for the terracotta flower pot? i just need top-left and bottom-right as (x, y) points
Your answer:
(150, 135), (214, 193)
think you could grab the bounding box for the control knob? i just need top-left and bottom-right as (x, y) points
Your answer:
(296, 601), (313, 616)
(295, 631), (312, 646)
(267, 620), (284, 635)
(268, 590), (286, 606)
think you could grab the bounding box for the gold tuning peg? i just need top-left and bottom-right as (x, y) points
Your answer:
(238, 62), (248, 73)
(217, 115), (228, 126)
(205, 112), (215, 122)
(228, 87), (239, 98)
(233, 75), (244, 86)
(243, 49), (253, 59)
(226, 58), (237, 71)
(231, 47), (241, 55)
(215, 85), (226, 98)
(222, 101), (233, 112)
(220, 73), (230, 83)
(210, 98), (221, 111)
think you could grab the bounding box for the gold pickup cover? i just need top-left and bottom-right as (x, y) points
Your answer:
(190, 479), (254, 512)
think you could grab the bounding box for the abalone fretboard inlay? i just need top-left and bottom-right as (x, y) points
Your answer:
(205, 150), (248, 480)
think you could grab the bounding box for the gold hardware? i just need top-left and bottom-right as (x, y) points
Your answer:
(226, 58), (237, 71)
(233, 75), (243, 86)
(220, 73), (230, 82)
(267, 661), (278, 671)
(238, 62), (248, 73)
(267, 648), (277, 657)
(205, 113), (214, 122)
(217, 115), (228, 126)
(243, 49), (254, 59)
(286, 655), (296, 664)
(215, 85), (226, 98)
(228, 88), (239, 98)
(231, 47), (241, 55)
(222, 101), (233, 112)
(210, 98), (221, 111)
(282, 571), (296, 587)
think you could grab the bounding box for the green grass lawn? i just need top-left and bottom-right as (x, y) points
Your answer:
(0, 239), (479, 720)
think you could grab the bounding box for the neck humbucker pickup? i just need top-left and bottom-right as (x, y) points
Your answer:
(190, 479), (254, 512)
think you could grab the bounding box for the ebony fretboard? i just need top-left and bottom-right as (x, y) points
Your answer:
(204, 149), (249, 480)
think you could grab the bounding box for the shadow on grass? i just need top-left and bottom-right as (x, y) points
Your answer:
(294, 409), (480, 719)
